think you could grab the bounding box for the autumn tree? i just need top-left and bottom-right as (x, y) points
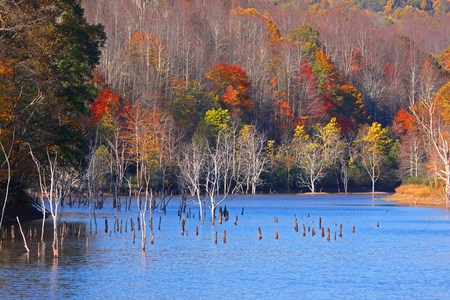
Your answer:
(206, 62), (253, 118)
(0, 0), (105, 217)
(392, 109), (427, 180)
(313, 49), (369, 132)
(167, 79), (214, 137)
(91, 89), (132, 210)
(355, 122), (391, 199)
(411, 79), (450, 207)
(121, 30), (168, 106)
(293, 118), (343, 193)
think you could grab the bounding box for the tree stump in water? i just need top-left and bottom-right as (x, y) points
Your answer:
(181, 219), (186, 236)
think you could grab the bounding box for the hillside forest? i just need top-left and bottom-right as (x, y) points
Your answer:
(1, 0), (450, 226)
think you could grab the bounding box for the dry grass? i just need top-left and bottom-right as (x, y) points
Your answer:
(386, 184), (446, 207)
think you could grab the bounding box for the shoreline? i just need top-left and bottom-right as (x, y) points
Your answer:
(383, 184), (446, 208)
(297, 190), (447, 208)
(383, 194), (446, 208)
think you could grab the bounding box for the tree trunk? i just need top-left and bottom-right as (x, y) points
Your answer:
(372, 178), (375, 200)
(211, 205), (216, 226)
(52, 221), (59, 258)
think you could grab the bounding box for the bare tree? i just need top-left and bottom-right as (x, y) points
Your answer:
(339, 133), (357, 194)
(0, 128), (14, 229)
(155, 115), (183, 213)
(178, 138), (206, 224)
(411, 78), (450, 207)
(204, 127), (240, 225)
(238, 125), (268, 194)
(398, 129), (427, 180)
(29, 146), (67, 257)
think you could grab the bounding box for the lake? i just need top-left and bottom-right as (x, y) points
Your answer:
(1, 194), (449, 299)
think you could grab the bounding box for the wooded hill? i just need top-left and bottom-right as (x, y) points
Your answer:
(1, 0), (450, 219)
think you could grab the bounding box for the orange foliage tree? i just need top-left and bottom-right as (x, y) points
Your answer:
(312, 50), (368, 132)
(206, 62), (253, 116)
(392, 109), (427, 179)
(90, 88), (132, 208)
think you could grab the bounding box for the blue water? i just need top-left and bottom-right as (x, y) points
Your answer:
(1, 194), (449, 299)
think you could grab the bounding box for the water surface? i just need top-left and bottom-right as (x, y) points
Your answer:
(1, 194), (449, 299)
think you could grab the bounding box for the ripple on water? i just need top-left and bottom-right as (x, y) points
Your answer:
(1, 194), (449, 299)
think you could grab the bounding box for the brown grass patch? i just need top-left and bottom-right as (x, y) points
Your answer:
(386, 184), (446, 207)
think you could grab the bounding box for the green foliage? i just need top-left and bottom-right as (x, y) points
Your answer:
(197, 108), (230, 140)
(0, 0), (106, 205)
(205, 108), (230, 130)
(395, 34), (417, 51)
(167, 80), (214, 137)
(351, 0), (386, 11)
(289, 25), (321, 60)
(434, 0), (450, 13)
(379, 138), (401, 190)
(401, 176), (429, 185)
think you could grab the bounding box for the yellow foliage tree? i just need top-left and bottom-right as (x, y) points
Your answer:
(356, 122), (391, 199)
(292, 118), (343, 192)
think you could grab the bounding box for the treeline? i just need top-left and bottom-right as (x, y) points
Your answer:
(1, 0), (450, 221)
(79, 0), (449, 193)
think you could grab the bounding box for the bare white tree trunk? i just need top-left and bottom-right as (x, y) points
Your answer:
(29, 146), (64, 257)
(0, 128), (13, 229)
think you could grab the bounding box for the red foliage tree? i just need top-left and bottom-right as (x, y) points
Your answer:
(90, 89), (121, 123)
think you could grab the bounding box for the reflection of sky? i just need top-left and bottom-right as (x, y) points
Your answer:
(2, 194), (449, 299)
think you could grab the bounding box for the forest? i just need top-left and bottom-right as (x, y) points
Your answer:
(1, 0), (450, 229)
